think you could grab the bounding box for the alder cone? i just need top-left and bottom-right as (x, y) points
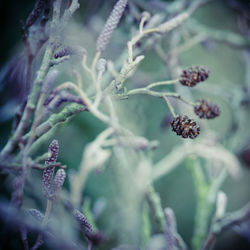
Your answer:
(171, 115), (200, 139)
(194, 100), (220, 119)
(179, 66), (209, 87)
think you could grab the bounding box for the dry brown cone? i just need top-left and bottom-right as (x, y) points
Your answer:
(171, 115), (200, 139)
(194, 100), (220, 119)
(179, 66), (209, 87)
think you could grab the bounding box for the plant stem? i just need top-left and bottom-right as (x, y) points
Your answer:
(146, 186), (165, 233)
(187, 157), (227, 250)
(146, 79), (179, 89)
(118, 87), (195, 106)
(31, 200), (52, 250)
(162, 96), (176, 117)
(186, 157), (210, 250)
(0, 0), (60, 160)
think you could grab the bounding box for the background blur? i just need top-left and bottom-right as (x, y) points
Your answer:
(1, 0), (250, 249)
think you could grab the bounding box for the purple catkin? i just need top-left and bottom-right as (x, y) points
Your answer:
(96, 0), (128, 52)
(164, 208), (177, 250)
(54, 47), (74, 59)
(26, 0), (46, 28)
(42, 140), (59, 200)
(40, 0), (51, 27)
(42, 166), (55, 199)
(54, 169), (66, 190)
(42, 69), (58, 94)
(73, 209), (93, 237)
(44, 91), (85, 111)
(45, 139), (59, 165)
(11, 176), (24, 208)
(29, 208), (45, 222)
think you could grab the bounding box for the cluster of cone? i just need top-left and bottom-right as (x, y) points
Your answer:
(171, 66), (220, 139)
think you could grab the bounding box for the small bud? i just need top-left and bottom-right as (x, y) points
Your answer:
(179, 66), (209, 87)
(171, 115), (200, 139)
(141, 11), (151, 21)
(215, 191), (227, 220)
(164, 208), (177, 232)
(29, 208), (44, 222)
(164, 208), (176, 249)
(194, 99), (220, 119)
(96, 58), (107, 73)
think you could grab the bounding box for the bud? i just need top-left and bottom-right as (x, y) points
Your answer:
(29, 208), (44, 222)
(179, 66), (209, 87)
(96, 58), (107, 73)
(194, 99), (220, 119)
(215, 191), (227, 220)
(171, 115), (200, 139)
(141, 11), (151, 21)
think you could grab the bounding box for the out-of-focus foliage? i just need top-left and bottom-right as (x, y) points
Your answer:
(0, 0), (250, 250)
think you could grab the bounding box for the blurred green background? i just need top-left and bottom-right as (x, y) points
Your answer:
(1, 0), (250, 249)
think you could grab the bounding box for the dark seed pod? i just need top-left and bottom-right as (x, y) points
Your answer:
(194, 100), (220, 119)
(171, 115), (200, 139)
(179, 66), (209, 87)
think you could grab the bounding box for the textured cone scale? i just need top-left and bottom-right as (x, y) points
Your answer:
(171, 115), (200, 139)
(179, 66), (209, 87)
(194, 100), (220, 119)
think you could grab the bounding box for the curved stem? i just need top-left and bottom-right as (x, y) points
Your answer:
(146, 79), (179, 89)
(121, 87), (195, 106)
(162, 96), (176, 117)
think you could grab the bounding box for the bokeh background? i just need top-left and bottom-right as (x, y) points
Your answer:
(1, 0), (250, 249)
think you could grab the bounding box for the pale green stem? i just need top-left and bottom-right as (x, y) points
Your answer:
(119, 88), (195, 106)
(187, 157), (227, 250)
(146, 79), (179, 89)
(162, 96), (176, 117)
(146, 186), (165, 233)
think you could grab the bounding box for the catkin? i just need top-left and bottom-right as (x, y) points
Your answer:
(96, 0), (128, 52)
